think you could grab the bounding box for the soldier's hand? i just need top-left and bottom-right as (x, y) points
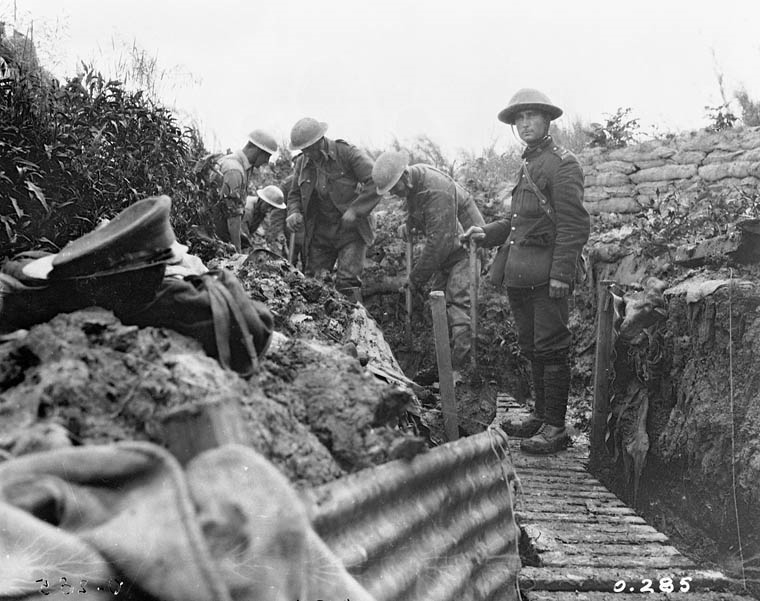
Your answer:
(286, 212), (304, 232)
(549, 278), (570, 298)
(460, 226), (486, 247)
(341, 206), (358, 227)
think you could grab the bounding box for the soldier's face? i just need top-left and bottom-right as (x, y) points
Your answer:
(253, 149), (271, 168)
(514, 110), (550, 145)
(389, 174), (409, 198)
(302, 139), (324, 161)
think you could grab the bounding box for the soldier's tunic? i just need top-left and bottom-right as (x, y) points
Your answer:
(212, 150), (250, 244)
(481, 135), (589, 424)
(287, 139), (381, 292)
(404, 164), (485, 369)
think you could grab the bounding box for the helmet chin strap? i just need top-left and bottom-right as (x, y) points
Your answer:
(510, 126), (551, 148)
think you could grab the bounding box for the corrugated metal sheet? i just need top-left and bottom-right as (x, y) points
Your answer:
(304, 427), (521, 601)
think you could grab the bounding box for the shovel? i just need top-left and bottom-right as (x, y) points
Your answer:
(288, 233), (297, 265)
(468, 241), (478, 373)
(405, 235), (414, 347)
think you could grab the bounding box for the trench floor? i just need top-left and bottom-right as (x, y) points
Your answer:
(496, 393), (753, 601)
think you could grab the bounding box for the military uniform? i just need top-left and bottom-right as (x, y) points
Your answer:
(288, 139), (381, 292)
(243, 197), (286, 253)
(212, 150), (251, 245)
(482, 135), (589, 428)
(404, 164), (485, 369)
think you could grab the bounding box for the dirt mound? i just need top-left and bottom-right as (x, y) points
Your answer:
(0, 304), (423, 488)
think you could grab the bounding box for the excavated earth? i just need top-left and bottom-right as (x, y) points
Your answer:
(0, 249), (426, 489)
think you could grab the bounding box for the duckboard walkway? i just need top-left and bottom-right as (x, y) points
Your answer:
(495, 393), (749, 601)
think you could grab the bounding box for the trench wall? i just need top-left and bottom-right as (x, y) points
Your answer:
(578, 126), (760, 547)
(577, 126), (760, 216)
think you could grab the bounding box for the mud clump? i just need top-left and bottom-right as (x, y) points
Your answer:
(0, 307), (423, 488)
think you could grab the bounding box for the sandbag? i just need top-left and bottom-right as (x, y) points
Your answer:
(0, 442), (376, 601)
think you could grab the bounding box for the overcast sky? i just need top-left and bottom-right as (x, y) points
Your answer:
(6, 0), (760, 156)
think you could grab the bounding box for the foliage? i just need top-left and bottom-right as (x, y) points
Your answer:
(551, 117), (591, 154)
(104, 37), (200, 104)
(704, 103), (738, 131)
(586, 107), (640, 149)
(0, 61), (206, 257)
(385, 134), (457, 176)
(734, 87), (760, 127)
(633, 184), (760, 257)
(456, 143), (521, 222)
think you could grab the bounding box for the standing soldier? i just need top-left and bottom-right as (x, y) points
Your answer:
(285, 118), (381, 302)
(372, 151), (485, 376)
(209, 129), (278, 252)
(461, 89), (590, 454)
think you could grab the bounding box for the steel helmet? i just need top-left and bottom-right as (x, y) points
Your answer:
(290, 117), (329, 151)
(247, 129), (278, 154)
(497, 88), (563, 125)
(372, 150), (409, 195)
(256, 185), (286, 210)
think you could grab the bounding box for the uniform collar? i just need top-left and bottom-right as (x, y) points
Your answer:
(233, 149), (252, 170)
(304, 137), (335, 167)
(522, 135), (553, 159)
(406, 164), (422, 196)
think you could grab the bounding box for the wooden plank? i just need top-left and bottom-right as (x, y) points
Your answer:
(518, 487), (622, 501)
(515, 500), (635, 513)
(514, 468), (600, 480)
(517, 510), (647, 525)
(591, 282), (615, 460)
(520, 494), (627, 507)
(673, 231), (743, 267)
(523, 527), (677, 555)
(523, 524), (669, 545)
(516, 476), (603, 489)
(539, 552), (695, 569)
(516, 502), (642, 516)
(512, 460), (590, 473)
(429, 290), (458, 441)
(519, 567), (729, 593)
(522, 521), (668, 538)
(543, 543), (684, 558)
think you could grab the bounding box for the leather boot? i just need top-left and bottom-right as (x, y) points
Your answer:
(500, 361), (545, 438)
(500, 412), (543, 437)
(521, 361), (571, 454)
(520, 423), (570, 454)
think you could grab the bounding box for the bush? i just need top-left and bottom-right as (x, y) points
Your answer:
(0, 62), (205, 257)
(586, 107), (640, 149)
(734, 87), (760, 127)
(704, 103), (738, 132)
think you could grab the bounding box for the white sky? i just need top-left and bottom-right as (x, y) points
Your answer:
(6, 0), (760, 156)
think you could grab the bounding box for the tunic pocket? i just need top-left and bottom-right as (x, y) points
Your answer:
(506, 243), (553, 287)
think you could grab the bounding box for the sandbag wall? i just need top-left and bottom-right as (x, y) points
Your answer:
(578, 126), (760, 216)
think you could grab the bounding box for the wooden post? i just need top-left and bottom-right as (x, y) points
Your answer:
(430, 290), (459, 441)
(468, 242), (478, 373)
(160, 400), (248, 465)
(591, 281), (615, 461)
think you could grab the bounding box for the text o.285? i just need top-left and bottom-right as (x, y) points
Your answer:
(613, 576), (692, 593)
